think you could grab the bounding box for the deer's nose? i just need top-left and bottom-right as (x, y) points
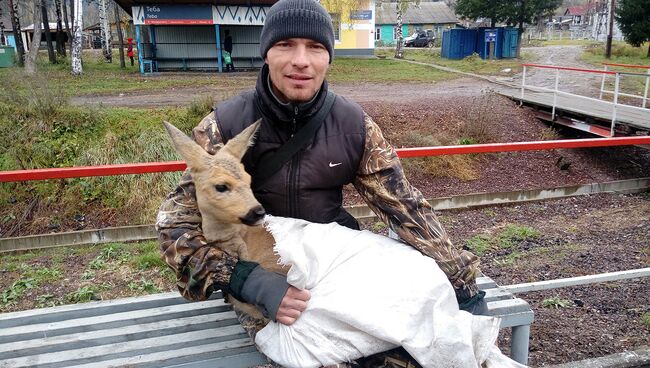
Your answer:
(240, 205), (266, 226)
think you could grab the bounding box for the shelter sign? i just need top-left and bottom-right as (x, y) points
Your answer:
(133, 5), (213, 25)
(350, 10), (372, 21)
(485, 30), (497, 42)
(213, 6), (268, 25)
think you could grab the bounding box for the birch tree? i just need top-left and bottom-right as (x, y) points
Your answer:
(8, 0), (26, 66)
(98, 0), (112, 62)
(71, 0), (82, 75)
(393, 0), (419, 59)
(25, 0), (43, 75)
(55, 0), (66, 56)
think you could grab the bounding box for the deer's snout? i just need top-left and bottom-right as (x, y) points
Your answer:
(240, 205), (266, 226)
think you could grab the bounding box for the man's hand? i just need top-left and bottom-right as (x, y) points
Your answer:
(276, 286), (311, 325)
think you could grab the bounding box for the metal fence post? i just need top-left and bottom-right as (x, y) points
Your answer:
(552, 68), (559, 120)
(643, 68), (650, 108)
(520, 65), (527, 105)
(599, 65), (608, 100)
(611, 73), (620, 137)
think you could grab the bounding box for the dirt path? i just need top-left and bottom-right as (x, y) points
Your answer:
(70, 45), (598, 108)
(514, 45), (603, 97)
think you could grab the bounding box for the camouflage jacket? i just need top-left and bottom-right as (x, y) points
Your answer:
(156, 111), (481, 302)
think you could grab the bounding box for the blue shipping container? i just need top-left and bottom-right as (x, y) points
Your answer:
(441, 29), (477, 60)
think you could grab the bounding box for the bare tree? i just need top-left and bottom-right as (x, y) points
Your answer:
(25, 0), (44, 75)
(54, 0), (66, 56)
(8, 0), (26, 66)
(71, 0), (82, 75)
(98, 0), (112, 62)
(113, 0), (125, 68)
(41, 2), (56, 63)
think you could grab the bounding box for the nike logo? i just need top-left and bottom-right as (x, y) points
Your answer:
(329, 162), (343, 167)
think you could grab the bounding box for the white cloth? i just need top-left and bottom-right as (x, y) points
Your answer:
(255, 216), (527, 368)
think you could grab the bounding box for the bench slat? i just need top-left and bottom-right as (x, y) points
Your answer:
(0, 298), (226, 339)
(0, 292), (221, 328)
(68, 340), (263, 368)
(0, 312), (238, 357)
(1, 326), (250, 368)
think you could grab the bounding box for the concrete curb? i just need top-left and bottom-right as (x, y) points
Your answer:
(545, 346), (650, 368)
(1, 178), (647, 253)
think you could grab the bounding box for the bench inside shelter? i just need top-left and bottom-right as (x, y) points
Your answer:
(0, 274), (533, 367)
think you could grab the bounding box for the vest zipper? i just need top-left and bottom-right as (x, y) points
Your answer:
(287, 106), (300, 216)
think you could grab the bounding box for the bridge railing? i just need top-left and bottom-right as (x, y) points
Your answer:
(599, 62), (650, 109)
(520, 63), (650, 137)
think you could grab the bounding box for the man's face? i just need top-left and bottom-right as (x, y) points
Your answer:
(265, 38), (330, 103)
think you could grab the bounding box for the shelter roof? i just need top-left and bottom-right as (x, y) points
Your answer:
(114, 0), (278, 15)
(375, 2), (457, 25)
(22, 23), (59, 31)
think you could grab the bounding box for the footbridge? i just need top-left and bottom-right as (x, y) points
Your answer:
(499, 62), (650, 137)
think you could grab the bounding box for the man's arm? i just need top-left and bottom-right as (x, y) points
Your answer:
(353, 114), (481, 303)
(156, 113), (239, 301)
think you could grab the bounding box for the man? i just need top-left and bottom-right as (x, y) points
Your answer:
(157, 0), (484, 366)
(223, 30), (234, 72)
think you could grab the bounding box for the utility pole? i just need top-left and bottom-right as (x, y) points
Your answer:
(605, 0), (615, 59)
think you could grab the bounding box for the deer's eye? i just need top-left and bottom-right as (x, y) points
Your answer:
(215, 184), (230, 193)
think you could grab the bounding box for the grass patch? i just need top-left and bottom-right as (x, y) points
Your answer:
(465, 224), (541, 256)
(642, 313), (650, 328)
(0, 51), (239, 97)
(66, 286), (100, 303)
(0, 73), (213, 228)
(375, 48), (528, 76)
(581, 41), (650, 98)
(541, 296), (573, 309)
(401, 132), (478, 181)
(131, 241), (166, 270)
(329, 57), (453, 83)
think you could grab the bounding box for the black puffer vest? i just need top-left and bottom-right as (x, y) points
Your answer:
(215, 66), (366, 229)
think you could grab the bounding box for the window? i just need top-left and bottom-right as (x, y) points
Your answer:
(376, 28), (381, 41)
(330, 13), (341, 41)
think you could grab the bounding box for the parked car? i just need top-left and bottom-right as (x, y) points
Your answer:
(404, 30), (435, 47)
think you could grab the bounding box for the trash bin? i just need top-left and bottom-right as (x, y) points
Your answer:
(0, 46), (16, 67)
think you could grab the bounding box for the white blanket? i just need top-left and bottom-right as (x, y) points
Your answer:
(255, 216), (527, 368)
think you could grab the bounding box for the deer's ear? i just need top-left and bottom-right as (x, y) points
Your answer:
(163, 121), (211, 172)
(222, 120), (261, 161)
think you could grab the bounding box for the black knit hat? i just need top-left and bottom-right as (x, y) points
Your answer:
(260, 0), (335, 63)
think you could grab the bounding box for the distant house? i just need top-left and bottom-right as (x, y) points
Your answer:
(0, 1), (16, 49)
(21, 23), (62, 52)
(563, 2), (600, 26)
(375, 1), (457, 46)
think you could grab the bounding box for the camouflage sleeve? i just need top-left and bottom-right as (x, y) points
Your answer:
(353, 114), (481, 301)
(156, 112), (239, 301)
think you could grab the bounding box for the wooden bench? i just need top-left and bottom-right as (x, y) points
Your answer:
(0, 276), (532, 367)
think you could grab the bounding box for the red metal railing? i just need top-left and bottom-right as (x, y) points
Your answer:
(521, 63), (616, 75)
(1, 136), (648, 182)
(602, 62), (650, 69)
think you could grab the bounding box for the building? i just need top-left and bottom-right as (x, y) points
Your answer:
(0, 1), (16, 49)
(375, 1), (457, 46)
(114, 0), (375, 73)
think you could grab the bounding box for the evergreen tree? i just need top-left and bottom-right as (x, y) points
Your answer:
(616, 0), (650, 57)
